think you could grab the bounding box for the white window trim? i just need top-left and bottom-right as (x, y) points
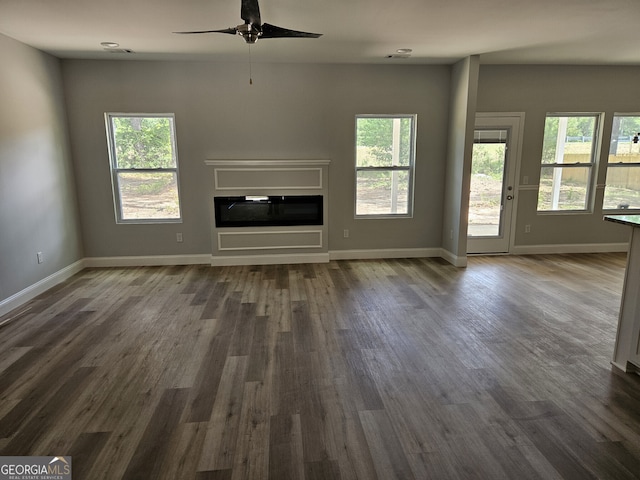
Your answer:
(354, 114), (417, 219)
(105, 112), (183, 224)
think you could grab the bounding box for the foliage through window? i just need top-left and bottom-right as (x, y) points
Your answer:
(537, 114), (600, 212)
(105, 114), (182, 223)
(603, 114), (640, 211)
(355, 115), (416, 216)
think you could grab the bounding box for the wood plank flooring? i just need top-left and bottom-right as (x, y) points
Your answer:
(1, 253), (640, 479)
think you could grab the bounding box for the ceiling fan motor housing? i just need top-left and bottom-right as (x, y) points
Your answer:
(237, 23), (261, 44)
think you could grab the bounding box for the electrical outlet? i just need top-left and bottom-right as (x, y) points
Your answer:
(37, 252), (44, 264)
(343, 229), (349, 238)
(525, 224), (531, 233)
(176, 233), (183, 243)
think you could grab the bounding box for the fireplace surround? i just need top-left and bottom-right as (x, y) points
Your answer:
(206, 159), (330, 265)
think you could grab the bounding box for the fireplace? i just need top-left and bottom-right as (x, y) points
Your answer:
(206, 159), (330, 266)
(214, 195), (323, 227)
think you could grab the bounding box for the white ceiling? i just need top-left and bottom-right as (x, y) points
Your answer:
(1, 0), (639, 65)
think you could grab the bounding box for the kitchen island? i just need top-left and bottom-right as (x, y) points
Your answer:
(604, 214), (640, 372)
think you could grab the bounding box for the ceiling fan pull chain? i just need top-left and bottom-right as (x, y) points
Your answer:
(249, 44), (253, 85)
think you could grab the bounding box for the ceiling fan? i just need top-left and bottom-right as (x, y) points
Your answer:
(174, 0), (322, 44)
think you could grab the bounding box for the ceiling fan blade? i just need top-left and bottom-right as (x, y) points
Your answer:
(173, 27), (238, 35)
(241, 0), (261, 25)
(260, 23), (322, 39)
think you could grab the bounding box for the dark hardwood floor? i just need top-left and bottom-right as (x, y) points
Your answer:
(1, 253), (640, 479)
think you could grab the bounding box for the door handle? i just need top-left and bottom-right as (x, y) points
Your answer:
(506, 195), (514, 200)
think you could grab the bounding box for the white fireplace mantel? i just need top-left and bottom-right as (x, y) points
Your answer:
(205, 159), (331, 167)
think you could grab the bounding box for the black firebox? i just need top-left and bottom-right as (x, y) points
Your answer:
(214, 195), (323, 228)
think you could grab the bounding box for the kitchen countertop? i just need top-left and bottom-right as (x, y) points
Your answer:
(604, 214), (640, 227)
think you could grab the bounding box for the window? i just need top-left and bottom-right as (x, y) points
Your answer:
(537, 114), (600, 212)
(105, 113), (182, 223)
(603, 114), (640, 211)
(355, 115), (416, 217)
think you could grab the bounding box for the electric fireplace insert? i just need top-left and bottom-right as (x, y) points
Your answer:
(214, 195), (323, 227)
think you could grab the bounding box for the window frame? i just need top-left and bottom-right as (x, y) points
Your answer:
(536, 112), (602, 214)
(105, 112), (183, 224)
(603, 113), (640, 213)
(354, 114), (417, 218)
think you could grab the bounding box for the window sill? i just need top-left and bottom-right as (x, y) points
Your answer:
(116, 218), (183, 225)
(355, 214), (414, 220)
(603, 209), (640, 214)
(536, 210), (593, 216)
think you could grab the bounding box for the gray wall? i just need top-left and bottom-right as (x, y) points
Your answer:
(477, 65), (635, 247)
(62, 60), (451, 258)
(0, 34), (83, 306)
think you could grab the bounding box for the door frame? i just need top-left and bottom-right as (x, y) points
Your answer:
(467, 112), (525, 254)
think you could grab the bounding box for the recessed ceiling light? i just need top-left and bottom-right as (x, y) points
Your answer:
(396, 48), (412, 54)
(100, 41), (120, 48)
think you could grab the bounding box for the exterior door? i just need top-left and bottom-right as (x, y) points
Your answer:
(467, 114), (522, 254)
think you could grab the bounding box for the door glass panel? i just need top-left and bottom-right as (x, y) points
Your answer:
(468, 130), (508, 237)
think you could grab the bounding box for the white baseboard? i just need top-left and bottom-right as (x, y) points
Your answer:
(84, 254), (211, 268)
(211, 252), (330, 266)
(511, 242), (628, 255)
(0, 260), (85, 318)
(438, 249), (468, 267)
(329, 248), (442, 261)
(329, 248), (469, 267)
